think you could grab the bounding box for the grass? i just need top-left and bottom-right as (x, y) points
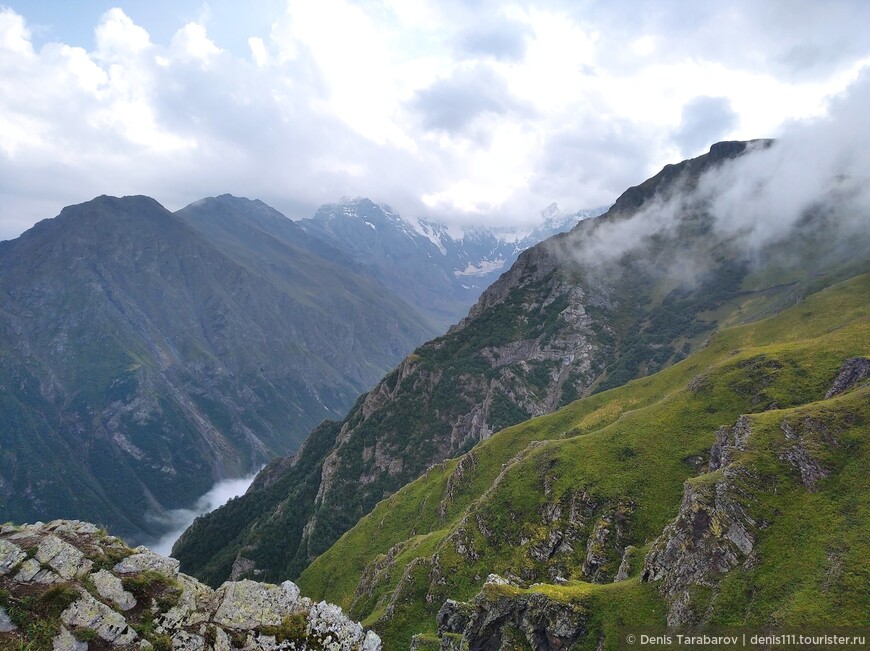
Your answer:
(296, 273), (870, 648)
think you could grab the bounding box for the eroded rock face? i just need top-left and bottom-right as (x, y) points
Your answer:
(451, 589), (588, 651)
(642, 416), (757, 627)
(0, 519), (381, 651)
(825, 357), (870, 399)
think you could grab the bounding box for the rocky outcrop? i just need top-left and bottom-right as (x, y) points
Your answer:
(642, 417), (757, 627)
(434, 585), (588, 651)
(825, 357), (870, 398)
(0, 520), (380, 651)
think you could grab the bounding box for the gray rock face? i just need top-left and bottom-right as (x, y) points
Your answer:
(0, 519), (381, 651)
(51, 626), (88, 651)
(709, 415), (752, 471)
(642, 417), (758, 626)
(825, 357), (870, 398)
(446, 590), (588, 651)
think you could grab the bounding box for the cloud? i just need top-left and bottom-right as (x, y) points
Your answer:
(143, 470), (262, 554)
(1, 3), (869, 241)
(411, 64), (531, 135)
(674, 96), (739, 157)
(561, 67), (870, 272)
(455, 17), (530, 62)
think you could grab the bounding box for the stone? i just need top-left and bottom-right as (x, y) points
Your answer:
(52, 626), (88, 651)
(2, 519), (380, 651)
(13, 558), (42, 582)
(158, 573), (214, 630)
(614, 545), (636, 582)
(171, 630), (206, 650)
(307, 600), (376, 650)
(825, 357), (870, 398)
(36, 535), (93, 579)
(0, 605), (17, 632)
(280, 579), (301, 602)
(47, 520), (101, 536)
(483, 573), (509, 586)
(92, 568), (137, 610)
(212, 626), (232, 651)
(642, 465), (756, 627)
(212, 579), (302, 629)
(0, 539), (26, 575)
(113, 549), (180, 577)
(61, 590), (137, 645)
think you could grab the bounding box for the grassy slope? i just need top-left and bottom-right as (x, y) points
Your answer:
(297, 273), (870, 648)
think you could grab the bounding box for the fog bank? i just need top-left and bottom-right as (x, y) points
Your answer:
(145, 470), (262, 557)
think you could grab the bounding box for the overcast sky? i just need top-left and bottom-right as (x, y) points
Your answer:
(1, 1), (869, 240)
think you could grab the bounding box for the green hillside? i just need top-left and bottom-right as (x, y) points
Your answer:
(296, 273), (870, 648)
(174, 141), (870, 594)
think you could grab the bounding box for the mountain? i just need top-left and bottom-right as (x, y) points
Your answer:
(300, 273), (870, 648)
(173, 139), (870, 610)
(296, 198), (601, 329)
(0, 195), (435, 542)
(0, 519), (382, 650)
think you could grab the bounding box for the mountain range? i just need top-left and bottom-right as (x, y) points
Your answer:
(297, 198), (601, 330)
(171, 140), (870, 648)
(0, 192), (583, 546)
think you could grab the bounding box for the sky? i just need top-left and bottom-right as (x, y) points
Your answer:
(1, 1), (869, 240)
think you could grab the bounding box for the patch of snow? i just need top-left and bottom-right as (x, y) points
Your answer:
(453, 258), (506, 276)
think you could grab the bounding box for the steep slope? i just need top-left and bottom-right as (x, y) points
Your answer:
(296, 273), (870, 648)
(297, 198), (597, 329)
(0, 195), (434, 542)
(174, 140), (870, 588)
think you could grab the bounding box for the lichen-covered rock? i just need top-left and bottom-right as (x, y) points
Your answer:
(213, 579), (303, 629)
(114, 547), (181, 576)
(0, 519), (381, 651)
(52, 625), (88, 651)
(15, 557), (61, 584)
(61, 589), (138, 645)
(36, 535), (94, 580)
(92, 568), (137, 610)
(0, 540), (26, 575)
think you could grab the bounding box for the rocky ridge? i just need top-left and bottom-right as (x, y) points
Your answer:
(0, 520), (380, 650)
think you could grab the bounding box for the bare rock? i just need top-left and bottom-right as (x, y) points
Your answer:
(825, 357), (870, 398)
(36, 535), (93, 580)
(113, 548), (180, 576)
(52, 626), (88, 651)
(0, 539), (26, 575)
(92, 568), (137, 611)
(212, 579), (303, 629)
(61, 589), (138, 645)
(0, 605), (17, 632)
(642, 466), (755, 627)
(709, 415), (751, 471)
(779, 444), (829, 491)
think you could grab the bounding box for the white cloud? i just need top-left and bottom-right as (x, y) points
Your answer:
(171, 22), (221, 65)
(1, 2), (869, 240)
